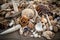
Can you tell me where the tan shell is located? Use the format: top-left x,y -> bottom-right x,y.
50,20 -> 57,26
49,16 -> 53,20
22,8 -> 35,19
41,15 -> 47,23
53,26 -> 58,32
28,22 -> 34,29
42,31 -> 55,39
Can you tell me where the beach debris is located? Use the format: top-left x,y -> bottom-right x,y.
0,0 -> 60,39
35,22 -> 43,32
11,0 -> 19,12
28,21 -> 34,29
42,31 -> 55,39
22,8 -> 35,19
19,15 -> 29,27
0,24 -> 21,35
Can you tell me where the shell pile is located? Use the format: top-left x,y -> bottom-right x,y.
0,0 -> 60,39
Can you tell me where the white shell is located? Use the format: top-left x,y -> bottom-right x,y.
33,33 -> 39,38
19,27 -> 24,35
0,24 -> 21,35
42,31 -> 55,39
22,8 -> 35,18
43,25 -> 47,30
49,26 -> 53,30
9,20 -> 15,26
1,3 -> 9,9
35,22 -> 43,32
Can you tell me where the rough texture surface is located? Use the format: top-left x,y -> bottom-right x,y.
0,30 -> 60,40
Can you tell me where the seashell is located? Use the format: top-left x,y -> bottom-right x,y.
24,31 -> 29,36
28,22 -> 34,29
19,15 -> 29,27
34,0 -> 42,2
11,0 -> 19,12
43,25 -> 47,31
46,14 -> 52,30
53,26 -> 58,32
56,24 -> 60,29
35,22 -> 43,32
9,20 -> 15,26
41,15 -> 47,23
22,8 -> 35,19
42,31 -> 55,39
49,16 -> 53,20
46,23 -> 50,30
50,20 -> 57,26
49,26 -> 53,31
1,3 -> 9,9
33,33 -> 39,38
19,27 -> 24,35
0,24 -> 21,35
5,12 -> 12,18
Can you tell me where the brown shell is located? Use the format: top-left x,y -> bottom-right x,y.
19,15 -> 29,27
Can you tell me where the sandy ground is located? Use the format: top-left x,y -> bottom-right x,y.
0,30 -> 60,40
